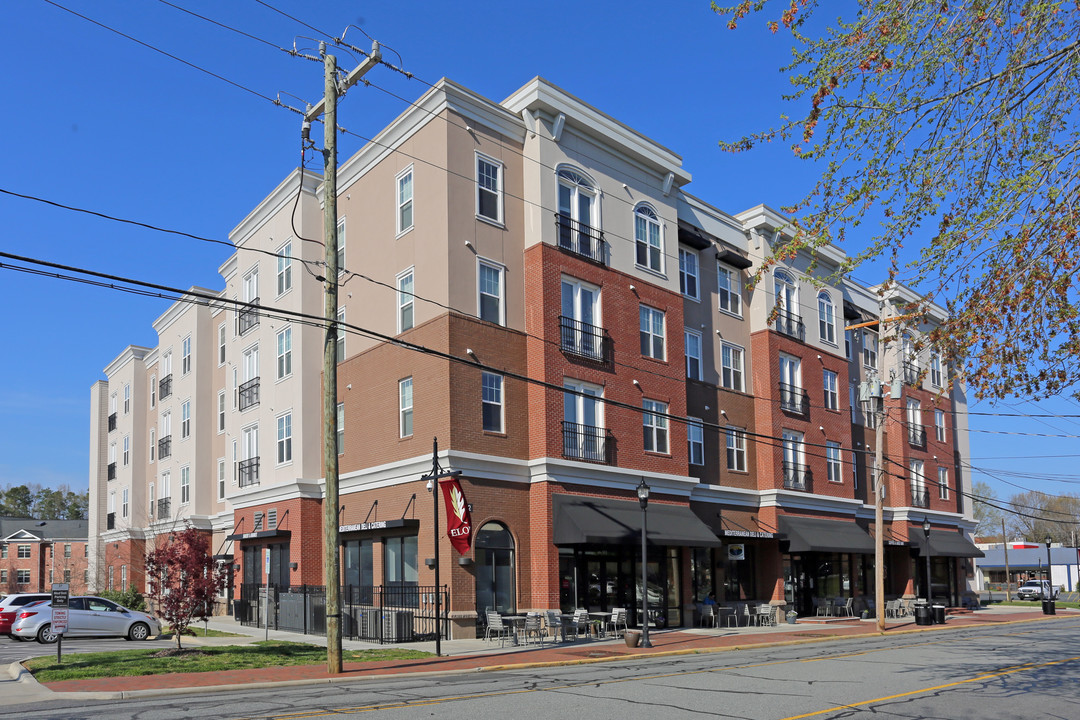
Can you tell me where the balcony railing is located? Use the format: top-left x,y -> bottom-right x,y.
159,374 -> 173,400
239,457 -> 261,487
555,213 -> 607,265
107,462 -> 117,481
559,316 -> 610,364
108,413 -> 117,432
106,512 -> 115,530
238,297 -> 261,335
779,383 -> 809,415
157,498 -> 171,520
158,434 -> 172,460
775,311 -> 805,341
239,377 -> 261,411
908,425 -> 926,448
782,462 -> 812,491
562,421 -> 614,464
911,490 -> 930,508
903,362 -> 921,385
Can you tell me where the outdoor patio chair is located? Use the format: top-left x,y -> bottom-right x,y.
743,603 -> 755,626
885,599 -> 900,618
523,614 -> 545,646
834,597 -> 854,617
485,611 -> 512,647
544,610 -> 565,642
571,609 -> 591,640
700,604 -> 717,628
606,608 -> 628,637
720,605 -> 738,627
813,597 -> 831,616
757,604 -> 775,626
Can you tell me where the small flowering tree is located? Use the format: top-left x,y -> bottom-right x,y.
145,527 -> 226,649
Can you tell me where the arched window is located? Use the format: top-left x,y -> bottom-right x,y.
634,204 -> 663,272
557,167 -> 600,259
475,522 -> 516,615
817,291 -> 835,344
774,270 -> 800,338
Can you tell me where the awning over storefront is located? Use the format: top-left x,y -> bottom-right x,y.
690,503 -> 777,539
779,516 -> 875,554
553,494 -> 722,547
910,531 -> 985,558
225,529 -> 292,541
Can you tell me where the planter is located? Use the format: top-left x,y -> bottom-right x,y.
624,630 -> 642,648
786,612 -> 798,625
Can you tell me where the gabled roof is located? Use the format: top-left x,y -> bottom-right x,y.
0,517 -> 88,541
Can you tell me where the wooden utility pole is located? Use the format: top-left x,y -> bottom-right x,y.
1002,519 -> 1011,601
308,40 -> 381,676
873,300 -> 887,632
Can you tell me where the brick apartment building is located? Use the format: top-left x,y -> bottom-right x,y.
88,77 -> 979,638
1,518 -> 89,595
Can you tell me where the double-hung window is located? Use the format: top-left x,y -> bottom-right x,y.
397,167 -> 413,234
726,427 -> 747,471
277,241 -> 292,295
687,418 -> 704,466
679,248 -> 699,299
399,378 -> 413,438
336,308 -> 346,363
823,369 -> 838,410
276,327 -> 292,379
397,268 -> 414,332
935,409 -> 946,442
181,400 -> 191,439
862,329 -> 878,369
336,219 -> 346,274
122,488 -> 129,517
336,402 -> 344,455
277,412 -> 292,464
642,399 -> 669,454
481,372 -> 503,433
218,323 -> 227,366
180,466 -> 190,504
938,466 -> 950,499
478,260 -> 505,325
123,435 -> 130,466
930,351 -> 943,387
634,205 -> 663,272
639,305 -> 665,359
818,292 -> 836,344
826,442 -> 842,483
721,342 -> 744,391
182,336 -> 192,375
217,390 -> 226,433
217,459 -> 226,500
717,263 -> 742,316
123,384 -> 130,414
476,154 -> 503,223
684,329 -> 702,381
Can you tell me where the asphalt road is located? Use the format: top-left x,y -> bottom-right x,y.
0,633 -> 170,665
7,617 -> 1079,720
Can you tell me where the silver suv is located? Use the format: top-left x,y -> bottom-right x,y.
1016,580 -> 1052,600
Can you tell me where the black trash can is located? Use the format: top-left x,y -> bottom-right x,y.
932,605 -> 946,624
1042,600 -> 1056,615
914,604 -> 933,626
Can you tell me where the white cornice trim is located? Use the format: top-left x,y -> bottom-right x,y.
103,345 -> 151,378
689,484 -> 765,509
877,283 -> 949,321
151,287 -> 219,334
757,489 -> 865,515
228,169 -> 321,249
101,528 -> 147,542
229,479 -> 325,509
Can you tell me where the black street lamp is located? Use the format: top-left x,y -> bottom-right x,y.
922,517 -> 932,604
1044,534 -> 1055,614
637,478 -> 652,648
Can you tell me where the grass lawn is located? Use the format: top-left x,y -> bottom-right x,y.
160,627 -> 246,639
990,600 -> 1080,610
25,641 -> 434,683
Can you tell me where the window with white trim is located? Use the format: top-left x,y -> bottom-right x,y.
150,374 -> 156,408
180,466 -> 190,504
277,412 -> 292,464
910,459 -> 926,500
397,166 -> 414,234
634,204 -> 663,272
687,418 -> 704,466
181,336 -> 192,375
862,329 -> 878,369
679,248 -> 699,299
336,402 -> 344,455
122,488 -> 129,517
717,263 -> 742,316
643,399 -> 669,454
684,329 -> 702,381
181,400 -> 191,439
218,390 -> 226,433
337,219 -> 346,274
726,427 -> 747,472
397,268 -> 414,332
938,466 -> 950,499
721,342 -> 745,392
826,442 -> 843,483
639,305 -> 665,359
336,307 -> 345,363
217,458 -> 226,500
276,327 -> 292,380
123,435 -> 130,466
930,351 -> 943,387
478,260 -> 504,325
277,241 -> 292,295
149,428 -> 156,463
482,372 -> 503,433
123,384 -> 130,414
110,393 -> 117,416
935,408 -> 946,442
844,329 -> 853,360
823,369 -> 838,410
818,291 -> 836,344
218,323 -> 227,366
399,378 -> 413,438
476,154 -> 503,223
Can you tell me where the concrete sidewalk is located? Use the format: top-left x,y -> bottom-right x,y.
4,605 -> 1071,705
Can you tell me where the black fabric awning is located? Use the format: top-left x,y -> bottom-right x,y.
225,529 -> 292,541
553,494 -> 721,547
911,532 -> 985,558
677,222 -> 713,251
779,516 -> 875,554
716,248 -> 754,270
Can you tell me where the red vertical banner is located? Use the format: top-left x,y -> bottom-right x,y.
440,477 -> 473,554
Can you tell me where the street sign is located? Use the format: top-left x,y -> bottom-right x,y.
52,607 -> 69,635
51,583 -> 69,608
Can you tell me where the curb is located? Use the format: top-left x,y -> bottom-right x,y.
14,613 -> 1071,703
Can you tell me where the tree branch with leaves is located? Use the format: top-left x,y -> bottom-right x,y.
144,527 -> 225,650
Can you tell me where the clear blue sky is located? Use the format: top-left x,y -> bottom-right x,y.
1,0 -> 1076,510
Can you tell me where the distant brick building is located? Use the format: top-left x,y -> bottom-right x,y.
0,517 -> 89,595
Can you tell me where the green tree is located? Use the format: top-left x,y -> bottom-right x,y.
1006,491 -> 1080,543
714,1 -> 1080,399
971,480 -> 1005,539
0,485 -> 33,517
145,528 -> 226,649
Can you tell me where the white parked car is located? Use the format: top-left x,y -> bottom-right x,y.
11,596 -> 162,643
1016,580 -> 1054,600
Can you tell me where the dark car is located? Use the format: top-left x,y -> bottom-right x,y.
0,593 -> 51,639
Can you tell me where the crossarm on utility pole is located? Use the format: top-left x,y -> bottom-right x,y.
304,42 -> 381,123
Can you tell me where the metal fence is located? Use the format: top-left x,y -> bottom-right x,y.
235,584 -> 449,644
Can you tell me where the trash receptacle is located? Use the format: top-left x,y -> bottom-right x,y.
914,604 -> 933,626
932,605 -> 946,624
624,630 -> 642,648
1042,599 -> 1056,615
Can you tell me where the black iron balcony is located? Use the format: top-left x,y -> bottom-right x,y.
555,213 -> 607,265
239,457 -> 261,487
159,374 -> 173,400
108,413 -> 117,432
908,425 -> 926,448
158,434 -> 172,460
779,383 -> 809,415
911,490 -> 930,508
562,421 -> 613,464
239,377 -> 261,411
238,297 -> 261,335
775,311 -> 805,340
559,316 -> 610,364
157,497 -> 171,520
106,512 -> 115,530
782,462 -> 812,491
107,462 -> 116,481
903,362 -> 921,385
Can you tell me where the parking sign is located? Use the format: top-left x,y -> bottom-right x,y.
51,583 -> 70,635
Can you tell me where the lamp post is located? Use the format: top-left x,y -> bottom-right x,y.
637,478 -> 652,648
922,517 -> 932,604
422,438 -> 460,657
1044,534 -> 1054,614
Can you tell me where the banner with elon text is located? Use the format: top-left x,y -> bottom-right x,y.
440,477 -> 473,554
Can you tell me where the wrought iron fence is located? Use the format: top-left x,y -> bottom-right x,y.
235,584 -> 449,644
562,421 -> 613,464
239,377 -> 261,411
159,374 -> 173,400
